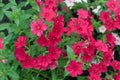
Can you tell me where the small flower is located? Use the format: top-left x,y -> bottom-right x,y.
64,0 -> 74,9
30,18 -> 48,37
88,74 -> 101,80
99,25 -> 106,33
66,60 -> 83,77
112,33 -> 120,45
40,7 -> 56,21
36,0 -> 43,7
92,5 -> 101,13
106,0 -> 119,11
14,36 -> 27,48
0,38 -> 4,49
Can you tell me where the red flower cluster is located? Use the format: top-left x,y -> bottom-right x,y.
100,0 -> 120,31
0,38 -> 4,49
14,15 -> 64,70
36,0 -> 61,21
14,0 -> 120,79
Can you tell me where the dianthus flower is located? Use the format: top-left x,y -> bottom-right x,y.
14,36 -> 26,48
30,18 -> 48,36
40,7 -> 56,21
66,60 -> 83,77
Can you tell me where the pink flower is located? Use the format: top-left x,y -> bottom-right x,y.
35,55 -> 52,70
40,7 -> 56,21
88,74 -> 101,80
103,50 -> 113,66
114,8 -> 120,16
106,33 -> 116,49
30,18 -> 48,36
106,0 -> 119,11
20,55 -> 35,69
51,24 -> 64,38
36,0 -> 43,7
45,0 -> 57,8
14,48 -> 27,61
77,9 -> 90,19
48,32 -> 61,46
48,46 -> 61,60
88,62 -> 107,76
111,60 -> 120,71
0,38 -> 4,49
81,45 -> 95,62
104,19 -> 116,31
95,40 -> 108,52
99,12 -> 111,23
114,72 -> 120,80
49,61 -> 58,70
14,36 -> 26,48
72,41 -> 85,56
36,34 -> 49,47
66,60 -> 83,77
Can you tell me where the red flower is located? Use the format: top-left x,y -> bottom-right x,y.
51,24 -> 64,38
104,19 -> 116,31
57,0 -> 63,3
114,72 -> 120,80
114,8 -> 120,16
48,32 -> 61,46
0,38 -> 4,49
35,55 -> 52,70
106,33 -> 116,49
111,60 -> 120,71
77,9 -> 90,19
99,12 -> 111,23
89,62 -> 107,76
14,48 -> 27,61
14,36 -> 26,48
36,34 -> 49,47
66,60 -> 83,77
103,50 -> 113,66
95,40 -> 108,52
45,0 -> 57,8
81,45 -> 95,62
40,7 -> 56,21
49,60 -> 58,70
52,15 -> 64,24
48,46 -> 61,60
20,55 -> 35,69
88,74 -> 101,80
36,0 -> 43,7
106,0 -> 119,11
30,18 -> 48,36
72,41 -> 86,56
114,18 -> 120,30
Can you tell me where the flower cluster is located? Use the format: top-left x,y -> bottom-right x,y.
14,14 -> 64,70
14,0 -> 120,79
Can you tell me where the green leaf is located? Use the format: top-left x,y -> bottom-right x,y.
51,70 -> 57,80
77,76 -> 88,80
20,14 -> 32,20
0,23 -> 11,31
0,11 -> 4,21
66,45 -> 76,60
64,70 -> 69,78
